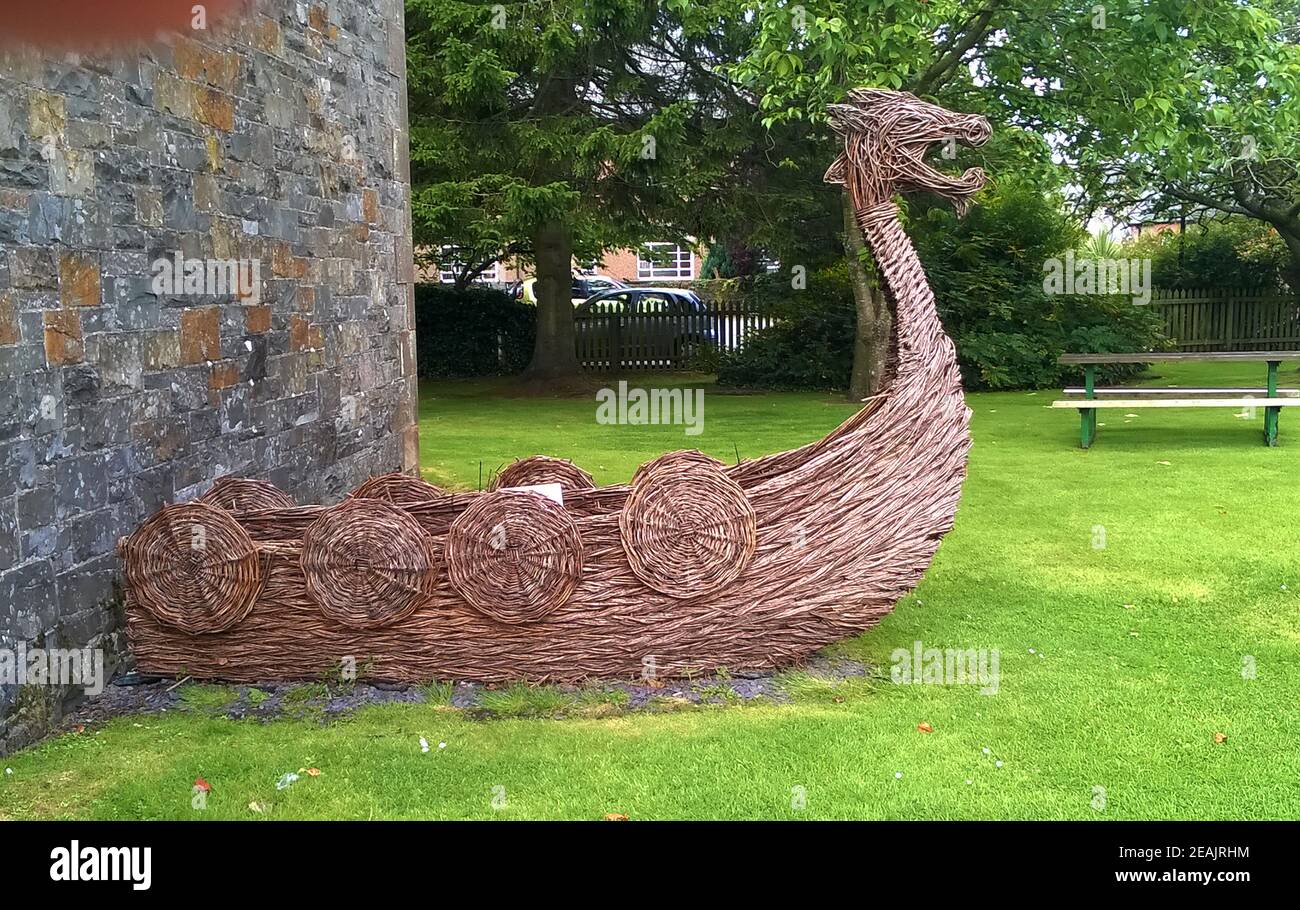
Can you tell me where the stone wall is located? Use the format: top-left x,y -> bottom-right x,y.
0,0 -> 418,753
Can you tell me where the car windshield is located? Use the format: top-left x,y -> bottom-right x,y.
581,292 -> 629,314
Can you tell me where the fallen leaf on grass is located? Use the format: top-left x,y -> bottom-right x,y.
917,722 -> 933,733
1156,460 -> 1172,466
1214,732 -> 1228,745
832,696 -> 844,704
248,801 -> 267,813
604,813 -> 629,821
305,768 -> 321,777
192,777 -> 211,793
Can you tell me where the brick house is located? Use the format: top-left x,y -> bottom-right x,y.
420,240 -> 702,287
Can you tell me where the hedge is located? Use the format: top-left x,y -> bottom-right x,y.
414,284 -> 535,377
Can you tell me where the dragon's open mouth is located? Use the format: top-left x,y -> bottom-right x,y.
825,89 -> 991,214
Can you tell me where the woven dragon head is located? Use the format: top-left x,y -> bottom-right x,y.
825,89 -> 990,216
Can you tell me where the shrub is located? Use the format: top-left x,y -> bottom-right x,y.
716,181 -> 1169,392
414,284 -> 535,377
1121,217 -> 1292,292
715,268 -> 856,391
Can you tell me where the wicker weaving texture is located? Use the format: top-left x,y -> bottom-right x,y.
199,476 -> 297,513
631,449 -> 724,484
122,90 -> 984,683
300,498 -> 440,629
121,503 -> 262,635
491,455 -> 597,493
351,472 -> 446,506
620,455 -> 756,598
445,490 -> 584,624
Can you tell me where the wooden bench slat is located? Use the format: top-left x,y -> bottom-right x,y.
1051,398 -> 1300,409
1059,352 -> 1300,364
1062,387 -> 1299,396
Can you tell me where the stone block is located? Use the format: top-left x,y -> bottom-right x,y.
141,329 -> 181,371
244,304 -> 271,334
136,187 -> 164,228
153,72 -> 193,119
58,253 -> 100,307
0,293 -> 19,345
52,148 -> 95,197
9,247 -> 57,289
193,86 -> 235,132
180,306 -> 220,364
88,333 -> 143,391
209,360 -> 239,390
27,89 -> 66,140
43,310 -> 83,365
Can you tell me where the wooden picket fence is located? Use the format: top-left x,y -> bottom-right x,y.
1149,288 -> 1300,352
575,297 -> 769,371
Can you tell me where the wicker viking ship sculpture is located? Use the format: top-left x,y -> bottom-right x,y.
120,90 -> 989,683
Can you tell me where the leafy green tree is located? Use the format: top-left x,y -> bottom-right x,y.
732,0 -> 1297,393
406,0 -> 773,379
1009,0 -> 1300,297
731,0 -> 1064,399
1123,217 -> 1292,290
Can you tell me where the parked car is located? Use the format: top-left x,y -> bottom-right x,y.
574,287 -> 716,364
513,274 -> 627,306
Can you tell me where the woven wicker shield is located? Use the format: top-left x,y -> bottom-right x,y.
300,498 -> 440,629
121,502 -> 262,634
491,455 -> 596,493
351,472 -> 446,506
620,455 -> 757,598
446,490 -> 584,624
199,475 -> 297,513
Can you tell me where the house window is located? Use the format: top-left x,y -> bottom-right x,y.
438,247 -> 499,284
637,243 -> 693,280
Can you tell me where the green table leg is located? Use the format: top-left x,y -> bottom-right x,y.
1079,364 -> 1097,449
1265,360 -> 1280,446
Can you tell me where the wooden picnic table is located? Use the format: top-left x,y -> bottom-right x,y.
1053,351 -> 1300,448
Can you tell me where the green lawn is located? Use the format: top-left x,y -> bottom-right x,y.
3,362 -> 1300,819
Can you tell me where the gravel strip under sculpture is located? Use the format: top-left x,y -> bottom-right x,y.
199,475 -> 297,513
351,472 -> 446,506
491,455 -> 597,493
301,498 -> 440,629
120,502 -> 263,635
446,489 -> 584,624
620,452 -> 757,598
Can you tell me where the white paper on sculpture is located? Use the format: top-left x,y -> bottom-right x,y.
501,483 -> 564,505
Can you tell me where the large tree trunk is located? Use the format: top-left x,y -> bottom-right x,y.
525,219 -> 579,379
843,192 -> 892,401
1276,223 -> 1300,301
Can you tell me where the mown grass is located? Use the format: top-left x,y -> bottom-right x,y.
2,361 -> 1299,819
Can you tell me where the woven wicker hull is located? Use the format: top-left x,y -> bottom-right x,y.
122,90 -> 981,684
123,320 -> 970,683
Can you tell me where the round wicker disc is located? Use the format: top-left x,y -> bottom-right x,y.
632,449 -> 726,485
351,472 -> 446,506
301,498 -> 440,629
123,502 -> 262,634
491,455 -> 596,494
199,475 -> 296,513
620,459 -> 757,598
446,490 -> 584,625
